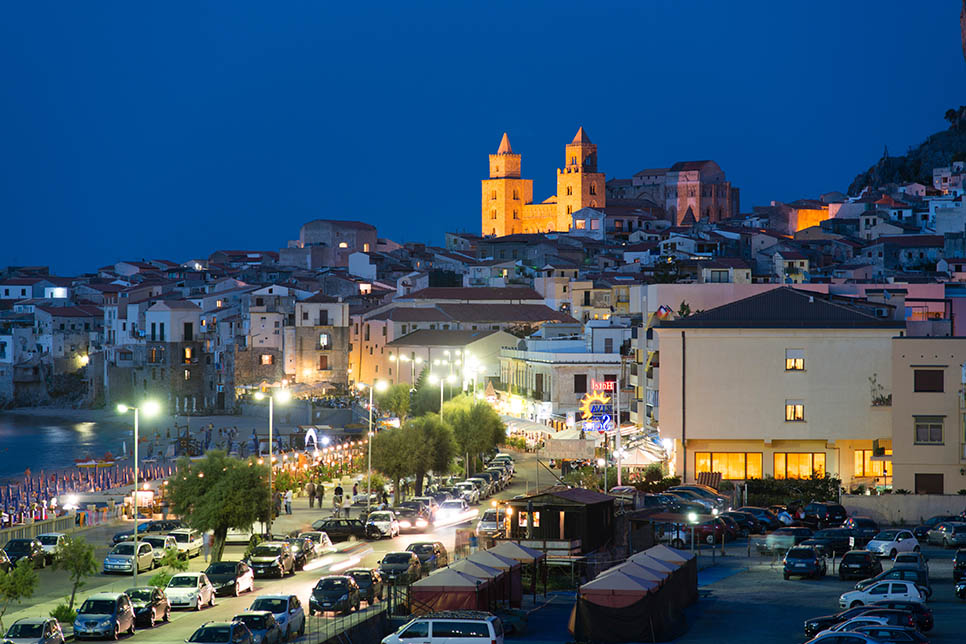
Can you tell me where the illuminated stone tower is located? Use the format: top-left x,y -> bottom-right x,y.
556,127 -> 606,230
481,133 -> 533,237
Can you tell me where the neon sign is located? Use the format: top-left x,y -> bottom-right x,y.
591,379 -> 615,392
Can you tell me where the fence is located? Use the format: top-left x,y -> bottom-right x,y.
0,513 -> 77,543
303,602 -> 388,644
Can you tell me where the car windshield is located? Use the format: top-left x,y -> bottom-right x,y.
143,538 -> 167,547
384,553 -> 412,564
126,589 -> 154,601
207,563 -> 237,574
440,501 -> 463,510
875,530 -> 900,540
316,578 -> 347,590
6,623 -> 44,637
172,533 -> 190,542
349,572 -> 371,582
369,513 -> 392,521
252,546 -> 281,557
842,553 -> 868,563
112,544 -> 136,555
408,544 -> 434,554
189,626 -> 232,642
37,536 -> 59,546
787,549 -> 813,559
5,541 -> 30,552
235,615 -> 266,630
79,600 -> 115,615
481,510 -> 498,522
168,575 -> 198,588
299,534 -> 319,542
250,598 -> 287,613
895,554 -> 917,562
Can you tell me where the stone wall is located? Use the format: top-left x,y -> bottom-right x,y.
841,493 -> 966,526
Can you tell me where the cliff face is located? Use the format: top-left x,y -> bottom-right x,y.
847,107 -> 966,195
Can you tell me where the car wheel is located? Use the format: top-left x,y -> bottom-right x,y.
195,597 -> 202,611
128,621 -> 135,636
209,593 -> 215,607
890,549 -> 898,559
705,534 -> 715,545
163,607 -> 170,622
233,582 -> 239,597
671,538 -> 684,549
914,545 -> 920,552
112,625 -> 119,641
850,600 -> 863,608
148,611 -> 155,629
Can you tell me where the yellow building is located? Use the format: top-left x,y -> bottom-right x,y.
482,128 -> 605,236
655,287 -> 904,485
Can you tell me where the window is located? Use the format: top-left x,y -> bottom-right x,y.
913,369 -> 944,392
319,333 -> 330,348
512,189 -> 519,200
854,449 -> 893,477
574,374 -> 587,395
589,184 -> 596,195
491,210 -> 497,220
302,311 -> 308,321
183,347 -> 192,363
512,210 -> 519,219
261,354 -> 273,365
914,416 -> 943,444
785,349 -> 805,371
566,205 -> 573,215
318,355 -> 328,370
490,190 -> 497,200
432,622 -> 489,638
694,452 -> 763,480
575,219 -> 586,230
398,622 -> 429,639
709,269 -> 729,282
784,400 -> 805,421
183,369 -> 191,381
773,453 -> 825,479
363,243 -> 370,252
338,242 -> 348,248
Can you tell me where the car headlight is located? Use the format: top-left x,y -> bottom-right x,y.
399,521 -> 411,528
416,519 -> 428,527
100,618 -> 113,627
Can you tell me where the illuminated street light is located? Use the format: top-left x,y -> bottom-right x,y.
357,380 -> 389,512
117,399 -> 161,583
254,388 -> 290,529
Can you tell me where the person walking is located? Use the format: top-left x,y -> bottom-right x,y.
202,532 -> 212,563
284,489 -> 293,515
273,491 -> 282,519
306,480 -> 316,509
352,482 -> 358,501
317,484 -> 325,508
333,493 -> 342,518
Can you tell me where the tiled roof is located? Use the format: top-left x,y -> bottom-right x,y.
35,305 -> 102,318
400,287 -> 543,301
302,292 -> 340,304
660,287 -> 905,329
437,303 -> 577,324
386,329 -> 499,347
868,235 -> 944,248
668,160 -> 714,172
302,219 -> 376,231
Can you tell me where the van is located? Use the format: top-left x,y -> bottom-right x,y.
381,611 -> 504,644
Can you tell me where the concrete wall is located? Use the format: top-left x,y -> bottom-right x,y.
841,493 -> 966,526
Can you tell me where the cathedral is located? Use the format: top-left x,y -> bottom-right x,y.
481,128 -> 606,237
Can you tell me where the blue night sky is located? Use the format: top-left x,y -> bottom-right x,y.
1,1 -> 963,275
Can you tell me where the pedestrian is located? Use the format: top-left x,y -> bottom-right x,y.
317,484 -> 325,507
333,493 -> 342,518
284,489 -> 293,515
202,532 -> 212,563
381,490 -> 389,507
352,482 -> 358,500
274,491 -> 282,519
306,480 -> 316,509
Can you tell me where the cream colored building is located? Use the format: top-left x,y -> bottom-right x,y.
656,288 -> 903,484
891,337 -> 966,494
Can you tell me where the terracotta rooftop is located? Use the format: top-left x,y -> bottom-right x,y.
386,329 -> 500,347
399,287 -> 543,302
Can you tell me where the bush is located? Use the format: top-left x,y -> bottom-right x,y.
503,436 -> 527,451
148,570 -> 172,588
894,489 -> 911,495
49,601 -> 75,624
745,474 -> 842,508
243,534 -> 264,561
957,489 -> 966,495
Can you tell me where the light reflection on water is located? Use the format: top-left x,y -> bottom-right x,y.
0,414 -> 131,479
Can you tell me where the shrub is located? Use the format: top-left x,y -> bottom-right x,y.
49,601 -> 75,624
957,489 -> 966,495
503,436 -> 527,451
148,570 -> 172,588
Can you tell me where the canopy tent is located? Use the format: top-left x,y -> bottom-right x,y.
580,570 -> 659,608
550,428 -> 604,443
501,416 -> 556,448
488,540 -> 545,564
467,550 -> 523,607
645,544 -> 693,565
598,560 -> 669,583
447,559 -> 506,602
628,552 -> 679,573
645,544 -> 698,605
410,568 -> 492,613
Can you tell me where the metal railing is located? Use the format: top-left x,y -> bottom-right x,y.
0,513 -> 77,543
302,602 -> 388,644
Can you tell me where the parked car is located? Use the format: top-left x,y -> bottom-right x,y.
930,522 -> 966,548
454,482 -> 480,505
139,536 -> 178,565
282,536 -> 314,570
168,529 -> 204,558
475,509 -> 507,537
736,506 -> 782,531
802,502 -> 847,529
664,490 -> 717,512
345,568 -> 384,605
248,595 -> 305,641
892,552 -> 929,575
867,601 -> 933,632
840,580 -> 925,608
465,478 -> 491,499
165,572 -> 216,610
925,521 -> 965,546
436,499 -> 473,525
715,515 -> 741,540
815,614 -> 906,637
380,611 -> 505,644
366,511 -> 400,539
297,531 -> 335,557
856,568 -> 931,600
842,517 -> 880,545
3,618 -> 64,644
248,542 -> 295,578
406,542 -> 449,572
204,561 -> 254,596
668,485 -> 729,508
804,605 -> 893,638
0,549 -> 10,573
124,586 -> 170,627
913,514 -> 960,539
838,550 -> 883,581
111,519 -> 183,545
721,511 -> 763,536
232,612 -> 283,644
783,546 -> 827,579
379,551 -> 422,584
3,539 -> 46,569
186,622 -> 252,644
853,626 -> 930,643
310,518 -> 368,541
956,577 -> 966,599
801,528 -> 853,556
866,530 -> 920,559
954,548 -> 966,582
35,533 -> 67,565
309,576 -> 361,615
103,541 -> 154,574
804,632 -> 887,644
73,593 -> 136,640
760,527 -> 813,553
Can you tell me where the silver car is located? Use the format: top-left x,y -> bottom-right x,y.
3,618 -> 64,644
35,533 -> 67,565
103,541 -> 155,574
73,593 -> 136,640
139,535 -> 178,564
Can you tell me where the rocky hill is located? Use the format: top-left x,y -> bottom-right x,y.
847,106 -> 966,196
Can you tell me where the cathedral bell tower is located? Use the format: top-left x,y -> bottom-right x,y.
481,133 -> 533,236
556,127 -> 606,230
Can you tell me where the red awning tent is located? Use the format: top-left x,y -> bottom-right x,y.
447,559 -> 505,603
488,541 -> 547,597
410,569 -> 492,613
466,550 -> 524,607
572,545 -> 698,642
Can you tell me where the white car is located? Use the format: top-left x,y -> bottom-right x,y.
436,499 -> 475,526
365,511 -> 400,539
140,535 -> 179,564
865,529 -> 919,558
168,529 -> 204,558
35,533 -> 67,564
165,572 -> 215,610
839,580 -> 924,608
815,615 -> 895,637
249,595 -> 305,641
298,531 -> 335,557
454,483 -> 479,505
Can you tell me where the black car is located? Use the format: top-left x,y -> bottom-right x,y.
187,622 -> 253,644
112,519 -> 184,545
856,568 -> 931,599
309,576 -> 360,615
783,546 -> 826,579
854,626 -> 930,643
247,542 -> 295,578
868,601 -> 933,632
803,606 -> 917,638
0,549 -> 10,573
283,537 -> 313,570
204,561 -> 253,597
801,528 -> 853,556
310,518 -> 368,541
405,542 -> 449,572
736,506 -> 782,531
3,539 -> 46,568
124,586 -> 170,627
913,514 -> 960,539
838,550 -> 883,581
801,502 -> 847,529
345,568 -> 383,604
722,511 -> 763,535
378,551 -> 422,584
843,517 -> 880,545
954,548 -> 966,582
394,507 -> 430,533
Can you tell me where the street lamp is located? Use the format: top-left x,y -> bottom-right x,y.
688,511 -> 698,553
428,373 -> 457,422
254,388 -> 290,530
357,380 -> 388,513
117,400 -> 161,583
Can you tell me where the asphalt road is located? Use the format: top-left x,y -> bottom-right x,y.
5,451 -> 541,643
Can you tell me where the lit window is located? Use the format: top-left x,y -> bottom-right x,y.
914,416 -> 943,444
785,349 -> 805,371
784,401 -> 805,422
319,333 -> 329,348
215,300 -> 223,308
183,347 -> 192,363
261,354 -> 273,365
575,220 -> 586,230
773,453 -> 825,479
694,452 -> 762,480
363,243 -> 370,252
339,242 -> 348,248
854,449 -> 893,477
183,369 -> 191,381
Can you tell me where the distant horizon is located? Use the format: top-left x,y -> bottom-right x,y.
2,2 -> 963,274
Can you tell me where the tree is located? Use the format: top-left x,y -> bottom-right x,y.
0,560 -> 39,631
167,450 -> 270,562
405,414 -> 456,496
371,427 -> 412,504
444,395 -> 506,476
376,383 -> 411,420
52,536 -> 97,613
148,547 -> 188,588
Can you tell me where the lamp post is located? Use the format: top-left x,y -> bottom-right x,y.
357,380 -> 388,514
688,511 -> 698,553
254,388 -> 290,531
117,400 -> 161,584
428,373 -> 457,422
